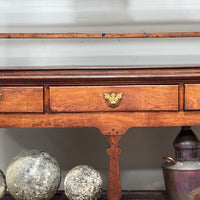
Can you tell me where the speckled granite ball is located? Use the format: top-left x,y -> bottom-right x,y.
64,165 -> 103,200
0,170 -> 6,199
6,150 -> 61,200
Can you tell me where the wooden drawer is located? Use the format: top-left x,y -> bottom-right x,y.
0,87 -> 43,112
50,85 -> 179,112
185,84 -> 200,110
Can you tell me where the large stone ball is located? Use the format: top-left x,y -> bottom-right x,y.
0,170 -> 6,199
6,150 -> 61,200
64,165 -> 103,200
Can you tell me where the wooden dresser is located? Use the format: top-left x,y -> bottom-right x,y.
1,32 -> 200,200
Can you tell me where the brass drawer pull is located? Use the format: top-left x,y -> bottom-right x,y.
0,94 -> 2,101
104,92 -> 123,106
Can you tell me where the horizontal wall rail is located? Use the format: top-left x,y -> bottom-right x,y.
1,32 -> 200,39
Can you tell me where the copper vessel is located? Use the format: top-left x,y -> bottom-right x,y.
162,126 -> 200,200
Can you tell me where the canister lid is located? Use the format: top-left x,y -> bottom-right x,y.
173,126 -> 200,160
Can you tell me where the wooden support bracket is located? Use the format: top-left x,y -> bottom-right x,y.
106,135 -> 122,200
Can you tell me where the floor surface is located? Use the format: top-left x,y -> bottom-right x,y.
2,191 -> 167,200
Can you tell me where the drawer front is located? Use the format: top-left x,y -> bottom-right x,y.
50,85 -> 179,112
0,87 -> 43,112
185,84 -> 200,110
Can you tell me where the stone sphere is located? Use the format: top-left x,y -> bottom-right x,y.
0,170 -> 6,199
64,165 -> 103,200
6,150 -> 61,200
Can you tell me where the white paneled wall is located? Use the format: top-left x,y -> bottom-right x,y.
1,0 -> 200,191
1,0 -> 200,32
1,38 -> 200,66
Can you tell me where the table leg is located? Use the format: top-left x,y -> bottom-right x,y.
106,135 -> 122,200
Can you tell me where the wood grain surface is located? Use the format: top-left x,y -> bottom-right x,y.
49,85 -> 179,112
185,84 -> 200,110
107,136 -> 122,200
1,32 -> 200,39
0,112 -> 200,135
1,67 -> 200,85
0,87 -> 43,112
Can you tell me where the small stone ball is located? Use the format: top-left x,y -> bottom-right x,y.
6,150 -> 61,200
64,165 -> 103,200
0,170 -> 6,199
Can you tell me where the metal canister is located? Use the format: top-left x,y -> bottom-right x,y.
162,126 -> 200,200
